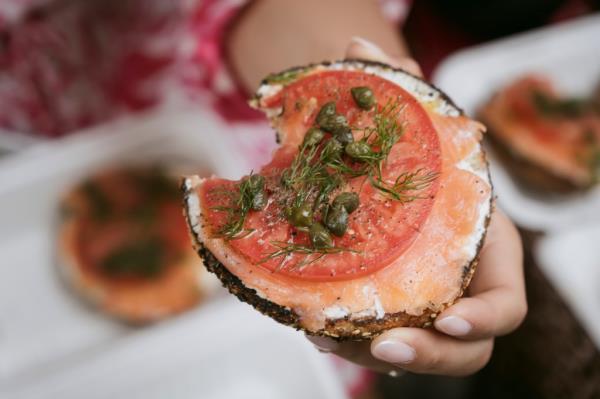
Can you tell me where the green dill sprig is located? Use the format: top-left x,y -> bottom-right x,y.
337,99 -> 437,202
357,100 -> 439,202
281,143 -> 332,190
281,139 -> 345,215
369,168 -> 439,202
361,99 -> 405,175
532,91 -> 592,118
281,100 -> 407,200
212,173 -> 265,239
212,93 -> 438,267
260,241 -> 360,270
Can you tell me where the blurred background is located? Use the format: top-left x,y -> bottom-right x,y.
0,0 -> 599,398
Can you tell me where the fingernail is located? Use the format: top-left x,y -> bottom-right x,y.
435,316 -> 472,336
349,36 -> 387,58
372,339 -> 416,364
306,335 -> 338,353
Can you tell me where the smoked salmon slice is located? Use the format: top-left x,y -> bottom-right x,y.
183,60 -> 493,339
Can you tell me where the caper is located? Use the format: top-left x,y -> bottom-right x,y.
332,192 -> 359,214
320,113 -> 350,135
334,125 -> 354,145
316,102 -> 337,126
351,86 -> 376,110
303,127 -> 325,147
251,190 -> 267,211
290,202 -> 313,228
309,222 -> 333,248
345,141 -> 371,160
321,138 -> 343,160
325,204 -> 348,237
247,174 -> 264,193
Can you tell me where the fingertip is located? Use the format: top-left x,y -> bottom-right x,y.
435,297 -> 494,339
434,315 -> 473,337
371,328 -> 418,365
346,36 -> 389,61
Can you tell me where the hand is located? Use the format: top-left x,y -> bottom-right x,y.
307,38 -> 527,377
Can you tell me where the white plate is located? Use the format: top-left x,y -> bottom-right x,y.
2,299 -> 347,399
0,110 -> 346,399
433,13 -> 600,232
0,129 -> 41,157
433,14 -> 600,349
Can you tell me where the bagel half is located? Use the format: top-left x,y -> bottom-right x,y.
183,60 -> 492,340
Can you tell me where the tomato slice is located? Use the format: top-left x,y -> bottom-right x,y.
201,70 -> 442,281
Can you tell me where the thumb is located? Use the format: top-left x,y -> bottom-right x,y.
346,36 -> 423,77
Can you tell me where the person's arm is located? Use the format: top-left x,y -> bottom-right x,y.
226,0 -> 408,92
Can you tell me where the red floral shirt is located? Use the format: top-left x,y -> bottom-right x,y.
0,0 -> 408,137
